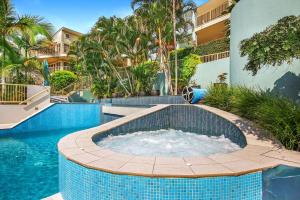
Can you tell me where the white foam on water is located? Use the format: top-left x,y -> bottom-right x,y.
96,129 -> 241,157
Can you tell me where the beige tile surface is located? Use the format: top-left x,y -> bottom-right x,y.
71,153 -> 100,164
183,156 -> 216,165
264,150 -> 300,163
155,157 -> 185,165
153,165 -> 194,176
191,164 -> 233,175
119,162 -> 154,174
208,154 -> 240,163
130,156 -> 156,164
89,158 -> 126,171
89,149 -> 115,158
103,152 -> 134,162
222,160 -> 263,172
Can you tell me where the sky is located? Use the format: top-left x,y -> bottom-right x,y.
13,0 -> 208,34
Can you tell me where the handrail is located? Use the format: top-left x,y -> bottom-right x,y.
200,51 -> 230,63
0,84 -> 27,104
0,83 -> 28,87
51,76 -> 92,96
19,88 -> 49,105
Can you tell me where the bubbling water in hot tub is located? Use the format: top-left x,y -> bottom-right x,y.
96,129 -> 241,157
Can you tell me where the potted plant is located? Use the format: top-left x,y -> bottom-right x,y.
214,73 -> 228,87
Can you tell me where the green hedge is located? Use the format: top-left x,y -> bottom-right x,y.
50,70 -> 78,91
204,85 -> 300,150
194,38 -> 229,55
170,38 -> 229,61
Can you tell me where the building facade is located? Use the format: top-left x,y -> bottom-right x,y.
195,0 -> 230,45
191,0 -> 300,103
32,27 -> 82,73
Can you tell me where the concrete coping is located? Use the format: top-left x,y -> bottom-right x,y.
58,104 -> 300,178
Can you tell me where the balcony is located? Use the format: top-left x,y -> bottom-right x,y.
200,51 -> 230,63
49,66 -> 71,73
196,1 -> 230,31
31,48 -> 61,59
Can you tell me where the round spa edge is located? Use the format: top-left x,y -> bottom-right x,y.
58,104 -> 295,178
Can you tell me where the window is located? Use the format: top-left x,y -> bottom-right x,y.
65,33 -> 70,39
64,44 -> 70,53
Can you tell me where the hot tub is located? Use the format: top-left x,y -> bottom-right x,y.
58,105 -> 298,200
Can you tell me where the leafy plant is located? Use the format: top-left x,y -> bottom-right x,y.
204,85 -> 236,112
131,61 -> 159,94
204,85 -> 300,150
179,54 -> 201,88
170,38 -> 229,61
240,15 -> 300,75
194,38 -> 229,55
50,70 -> 78,91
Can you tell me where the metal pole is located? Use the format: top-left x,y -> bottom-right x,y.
173,0 -> 178,95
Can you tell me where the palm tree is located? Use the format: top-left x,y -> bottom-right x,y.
132,0 -> 196,94
2,57 -> 44,84
0,0 -> 53,83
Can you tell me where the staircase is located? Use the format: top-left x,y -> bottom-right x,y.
50,77 -> 92,103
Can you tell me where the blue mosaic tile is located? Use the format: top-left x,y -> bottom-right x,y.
93,105 -> 247,148
0,103 -> 101,135
60,155 -> 262,200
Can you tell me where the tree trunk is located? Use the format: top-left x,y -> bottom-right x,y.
1,35 -> 6,84
158,27 -> 168,95
173,0 -> 178,95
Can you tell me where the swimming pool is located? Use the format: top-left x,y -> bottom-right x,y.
0,128 -> 82,200
0,103 -> 115,200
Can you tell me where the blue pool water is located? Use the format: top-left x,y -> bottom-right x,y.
0,128 -> 83,200
263,165 -> 300,200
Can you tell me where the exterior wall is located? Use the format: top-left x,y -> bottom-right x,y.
191,57 -> 230,89
60,155 -> 262,200
0,103 -> 101,134
230,0 -> 300,102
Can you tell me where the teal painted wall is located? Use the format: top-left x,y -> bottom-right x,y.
154,72 -> 168,96
191,58 -> 230,89
230,0 -> 300,102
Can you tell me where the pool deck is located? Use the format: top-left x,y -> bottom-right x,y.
102,105 -> 146,116
0,103 -> 54,130
58,104 -> 300,178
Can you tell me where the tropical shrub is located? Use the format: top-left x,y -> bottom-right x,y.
203,85 -> 236,112
240,15 -> 300,75
170,48 -> 193,61
50,70 -> 78,91
194,38 -> 229,55
177,54 -> 201,89
170,38 -> 229,62
131,61 -> 159,94
204,86 -> 300,150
